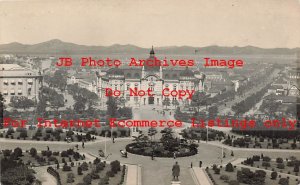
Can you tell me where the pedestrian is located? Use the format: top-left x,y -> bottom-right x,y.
199,161 -> 202,167
47,146 -> 49,151
191,162 -> 193,168
173,152 -> 176,159
82,142 -> 85,148
151,152 -> 154,160
261,153 -> 264,159
112,137 -> 115,143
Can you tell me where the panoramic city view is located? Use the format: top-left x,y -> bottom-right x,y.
0,1 -> 300,185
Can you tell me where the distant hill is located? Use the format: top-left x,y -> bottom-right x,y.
0,39 -> 299,55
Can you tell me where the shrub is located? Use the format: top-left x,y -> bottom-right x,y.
277,163 -> 285,169
252,155 -> 260,161
13,147 -> 23,158
110,160 -> 121,174
62,164 -> 71,171
67,173 -> 75,183
83,174 -> 92,184
294,165 -> 300,172
225,163 -> 234,172
262,162 -> 271,167
278,178 -> 289,185
81,162 -> 89,171
276,158 -> 284,163
214,168 -> 220,174
77,166 -> 83,175
271,171 -> 278,179
263,156 -> 271,162
106,170 -> 115,177
29,148 -> 37,157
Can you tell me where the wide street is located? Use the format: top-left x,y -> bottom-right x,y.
1,105 -> 299,185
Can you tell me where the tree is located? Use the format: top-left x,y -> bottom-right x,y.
49,93 -> 64,111
67,172 -> 75,183
294,164 -> 299,172
1,165 -> 35,185
278,178 -> 289,185
73,96 -> 87,114
148,127 -> 158,141
191,91 -> 207,112
10,96 -> 35,110
30,148 -> 37,157
13,147 -> 23,158
225,163 -> 234,172
106,96 -> 118,116
208,106 -> 218,119
53,70 -> 68,91
77,166 -> 83,175
271,171 -> 278,180
172,99 -> 179,108
162,98 -> 171,109
83,174 -> 92,184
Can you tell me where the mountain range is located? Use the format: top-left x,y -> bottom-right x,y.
0,39 -> 299,55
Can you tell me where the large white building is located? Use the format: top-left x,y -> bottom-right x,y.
0,64 -> 42,103
96,48 -> 206,106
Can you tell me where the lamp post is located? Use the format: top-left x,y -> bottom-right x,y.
206,124 -> 208,143
104,132 -> 107,156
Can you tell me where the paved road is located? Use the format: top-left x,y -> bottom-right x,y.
218,69 -> 280,115
2,102 -> 300,185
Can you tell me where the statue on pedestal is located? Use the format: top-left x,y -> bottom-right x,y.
172,161 -> 180,181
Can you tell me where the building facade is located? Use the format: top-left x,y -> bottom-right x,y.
0,64 -> 42,103
96,48 -> 206,106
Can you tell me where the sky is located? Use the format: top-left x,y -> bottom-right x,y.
0,0 -> 300,48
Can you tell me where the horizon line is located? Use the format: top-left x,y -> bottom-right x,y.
1,39 -> 299,50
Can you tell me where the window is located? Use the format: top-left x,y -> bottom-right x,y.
134,97 -> 138,102
17,89 -> 22,95
11,80 -> 16,85
18,79 -> 23,85
134,73 -> 140,78
10,90 -> 15,95
3,80 -> 8,85
27,79 -> 33,84
3,90 -> 8,95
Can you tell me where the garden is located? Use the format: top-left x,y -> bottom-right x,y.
126,128 -> 198,158
223,134 -> 300,150
206,161 -> 300,185
53,158 -> 125,185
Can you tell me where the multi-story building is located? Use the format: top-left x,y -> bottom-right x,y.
0,64 -> 42,103
96,48 -> 206,106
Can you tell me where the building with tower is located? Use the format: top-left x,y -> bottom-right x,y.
96,47 -> 206,106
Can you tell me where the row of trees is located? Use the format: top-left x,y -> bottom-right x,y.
67,84 -> 98,114
37,86 -> 65,116
232,84 -> 270,115
44,70 -> 68,91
